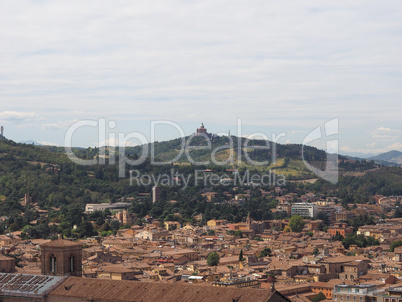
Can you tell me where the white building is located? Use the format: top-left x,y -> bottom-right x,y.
333,284 -> 377,302
85,202 -> 131,213
291,203 -> 317,218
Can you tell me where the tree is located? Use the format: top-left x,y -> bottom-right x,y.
332,233 -> 344,242
208,230 -> 216,236
312,292 -> 326,302
239,249 -> 244,262
317,211 -> 330,226
207,252 -> 220,266
289,215 -> 305,233
312,248 -> 319,256
234,230 -> 243,238
259,247 -> 271,258
342,234 -> 379,249
390,240 -> 402,252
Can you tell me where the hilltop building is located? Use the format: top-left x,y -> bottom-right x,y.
0,126 -> 3,138
196,123 -> 208,136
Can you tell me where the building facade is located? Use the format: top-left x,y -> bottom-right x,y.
291,203 -> 318,218
40,239 -> 82,277
152,186 -> 161,203
333,284 -> 377,302
85,202 -> 131,213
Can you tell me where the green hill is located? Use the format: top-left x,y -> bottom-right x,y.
0,136 -> 399,239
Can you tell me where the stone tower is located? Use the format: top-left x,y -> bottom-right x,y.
40,239 -> 82,277
246,213 -> 252,229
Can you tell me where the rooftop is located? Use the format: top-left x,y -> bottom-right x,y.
0,273 -> 64,298
49,277 -> 280,302
335,284 -> 376,289
40,239 -> 82,248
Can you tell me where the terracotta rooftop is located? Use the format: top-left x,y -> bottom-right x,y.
49,277 -> 285,302
40,239 -> 82,248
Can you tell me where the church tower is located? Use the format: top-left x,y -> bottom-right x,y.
40,239 -> 82,277
246,213 -> 252,230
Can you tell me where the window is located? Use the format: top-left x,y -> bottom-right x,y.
347,296 -> 350,301
50,255 -> 56,273
69,255 -> 75,272
355,289 -> 359,293
348,288 -> 351,293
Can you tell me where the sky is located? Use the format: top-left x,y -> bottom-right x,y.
0,0 -> 401,157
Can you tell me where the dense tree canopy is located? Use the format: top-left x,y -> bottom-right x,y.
289,215 -> 305,232
207,252 -> 220,266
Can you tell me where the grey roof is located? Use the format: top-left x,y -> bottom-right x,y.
335,284 -> 376,288
0,273 -> 65,298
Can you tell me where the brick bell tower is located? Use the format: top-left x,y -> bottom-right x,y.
40,239 -> 82,277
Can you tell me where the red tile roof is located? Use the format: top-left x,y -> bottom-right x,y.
49,277 -> 287,302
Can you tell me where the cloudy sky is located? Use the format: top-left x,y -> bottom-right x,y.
0,0 -> 401,156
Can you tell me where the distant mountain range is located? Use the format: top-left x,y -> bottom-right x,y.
369,150 -> 402,165
341,151 -> 376,158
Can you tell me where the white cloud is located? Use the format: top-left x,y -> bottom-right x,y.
42,120 -> 79,130
38,141 -> 59,146
0,111 -> 39,122
0,1 -> 401,145
372,127 -> 402,141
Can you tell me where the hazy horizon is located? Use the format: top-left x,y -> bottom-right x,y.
1,1 -> 401,155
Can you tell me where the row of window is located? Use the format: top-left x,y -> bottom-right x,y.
49,255 -> 75,273
334,294 -> 363,302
